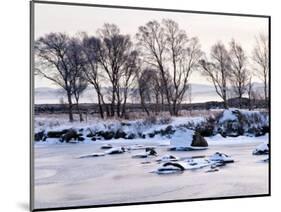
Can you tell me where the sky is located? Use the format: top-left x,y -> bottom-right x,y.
34,2 -> 269,88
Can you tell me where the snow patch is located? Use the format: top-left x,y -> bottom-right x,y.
219,109 -> 237,123
170,128 -> 194,148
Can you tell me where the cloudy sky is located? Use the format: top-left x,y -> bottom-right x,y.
34,2 -> 269,88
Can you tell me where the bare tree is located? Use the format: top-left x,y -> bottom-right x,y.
120,50 -> 139,117
135,68 -> 151,116
96,23 -> 135,117
252,34 -> 269,101
163,20 -> 202,115
229,39 -> 249,108
186,83 -> 192,115
136,20 -> 172,113
199,42 -> 232,109
81,34 -> 106,119
247,76 -> 253,110
137,19 -> 202,116
67,38 -> 88,122
136,68 -> 162,116
35,33 -> 75,122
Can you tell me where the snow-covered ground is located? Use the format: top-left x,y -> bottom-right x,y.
35,114 -> 206,135
33,134 -> 269,209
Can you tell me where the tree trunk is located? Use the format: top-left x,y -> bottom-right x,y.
239,93 -> 242,109
223,93 -> 228,109
223,99 -> 228,109
67,91 -> 74,122
264,77 -> 267,102
155,93 -> 159,115
248,97 -> 252,111
172,101 -> 178,116
160,92 -> 164,112
77,104 -> 83,122
140,95 -> 150,116
110,93 -> 115,117
104,104 -> 110,117
117,101 -> 121,118
121,95 -> 128,118
97,94 -> 104,119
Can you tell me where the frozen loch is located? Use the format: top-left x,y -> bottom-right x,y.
34,134 -> 269,209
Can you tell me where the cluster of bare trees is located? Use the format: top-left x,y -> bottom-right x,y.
35,19 -> 269,122
199,35 -> 269,109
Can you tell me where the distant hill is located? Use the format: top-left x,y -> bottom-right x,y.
34,83 -> 264,104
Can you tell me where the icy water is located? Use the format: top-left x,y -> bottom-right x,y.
33,139 -> 269,209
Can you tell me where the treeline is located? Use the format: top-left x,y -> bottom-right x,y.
35,19 -> 269,122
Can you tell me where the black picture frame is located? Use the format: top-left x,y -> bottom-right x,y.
30,1 -> 271,211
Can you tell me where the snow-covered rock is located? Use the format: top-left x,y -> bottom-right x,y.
156,162 -> 186,174
209,152 -> 234,163
170,128 -> 193,147
132,148 -> 157,158
184,158 -> 211,170
79,152 -> 105,158
153,152 -> 235,174
252,141 -> 269,155
219,109 -> 238,123
105,147 -> 126,154
156,154 -> 179,162
216,109 -> 269,137
101,144 -> 113,149
169,128 -> 208,151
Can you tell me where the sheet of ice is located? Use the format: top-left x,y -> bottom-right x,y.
34,136 -> 269,209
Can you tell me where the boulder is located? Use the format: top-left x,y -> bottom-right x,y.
102,131 -> 115,140
101,144 -> 113,149
253,142 -> 269,155
127,133 -> 136,139
169,128 -> 208,151
77,137 -> 85,141
160,125 -> 175,136
148,133 -> 155,138
47,130 -> 67,138
195,123 -> 214,137
96,131 -> 115,140
145,147 -> 157,156
114,130 -> 127,139
191,132 -> 208,147
60,129 -> 79,142
86,133 -> 95,138
34,130 -> 45,141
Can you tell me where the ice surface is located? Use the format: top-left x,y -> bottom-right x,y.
34,135 -> 269,209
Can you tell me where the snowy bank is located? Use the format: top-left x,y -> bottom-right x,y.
34,109 -> 269,144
